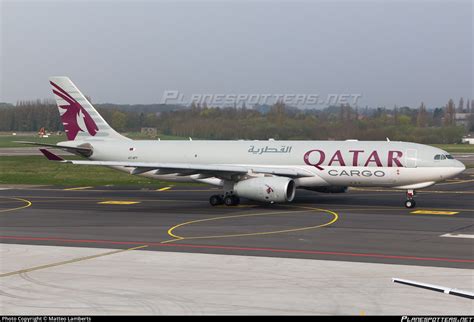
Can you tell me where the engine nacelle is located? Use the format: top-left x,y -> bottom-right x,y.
305,186 -> 348,193
233,177 -> 296,203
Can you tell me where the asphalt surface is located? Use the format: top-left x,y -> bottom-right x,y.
455,153 -> 474,166
0,172 -> 473,269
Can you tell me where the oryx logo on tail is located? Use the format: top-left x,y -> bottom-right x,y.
50,81 -> 99,140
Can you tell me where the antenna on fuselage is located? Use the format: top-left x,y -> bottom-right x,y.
386,137 -> 391,142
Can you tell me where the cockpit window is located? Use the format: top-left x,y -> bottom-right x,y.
445,154 -> 454,159
440,155 -> 446,160
434,154 -> 441,160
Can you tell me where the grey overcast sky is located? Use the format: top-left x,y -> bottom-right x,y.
1,0 -> 472,108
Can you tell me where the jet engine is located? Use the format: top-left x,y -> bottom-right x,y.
233,176 -> 296,203
305,186 -> 348,193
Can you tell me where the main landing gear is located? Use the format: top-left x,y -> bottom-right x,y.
404,189 -> 416,208
209,194 -> 240,207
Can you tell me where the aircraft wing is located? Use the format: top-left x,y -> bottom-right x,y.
393,278 -> 474,300
39,149 -> 314,179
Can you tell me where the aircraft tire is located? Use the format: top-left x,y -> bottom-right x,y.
224,195 -> 239,206
405,199 -> 416,208
232,196 -> 240,206
209,195 -> 223,206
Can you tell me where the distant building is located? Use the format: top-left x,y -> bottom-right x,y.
141,127 -> 157,137
462,136 -> 474,144
455,113 -> 472,128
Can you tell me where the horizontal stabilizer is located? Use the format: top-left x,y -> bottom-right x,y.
39,149 -> 65,161
15,141 -> 93,157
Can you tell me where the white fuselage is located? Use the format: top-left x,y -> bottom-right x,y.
67,139 -> 466,189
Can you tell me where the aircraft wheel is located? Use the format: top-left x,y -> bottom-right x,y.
209,195 -> 223,206
232,196 -> 240,206
405,199 -> 416,208
224,195 -> 239,206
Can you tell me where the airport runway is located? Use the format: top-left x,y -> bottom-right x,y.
0,172 -> 473,269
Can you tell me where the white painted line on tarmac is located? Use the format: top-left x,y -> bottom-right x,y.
440,233 -> 474,239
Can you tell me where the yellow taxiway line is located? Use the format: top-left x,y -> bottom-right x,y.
63,186 -> 94,191
163,206 -> 338,243
0,245 -> 148,278
0,197 -> 32,213
98,201 -> 141,205
410,210 -> 459,215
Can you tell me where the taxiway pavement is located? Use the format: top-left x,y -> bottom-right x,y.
0,173 -> 472,269
1,173 -> 473,315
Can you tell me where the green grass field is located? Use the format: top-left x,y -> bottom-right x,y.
0,156 -> 164,186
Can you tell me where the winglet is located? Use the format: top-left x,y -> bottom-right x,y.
39,149 -> 65,161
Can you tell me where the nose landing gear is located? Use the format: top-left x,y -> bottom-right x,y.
404,189 -> 416,208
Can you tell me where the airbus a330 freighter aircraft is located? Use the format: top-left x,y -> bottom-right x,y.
25,77 -> 466,208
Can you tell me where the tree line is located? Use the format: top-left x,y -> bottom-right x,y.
0,98 -> 472,144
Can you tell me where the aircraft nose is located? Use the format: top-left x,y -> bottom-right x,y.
441,160 -> 465,180
455,160 -> 466,174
